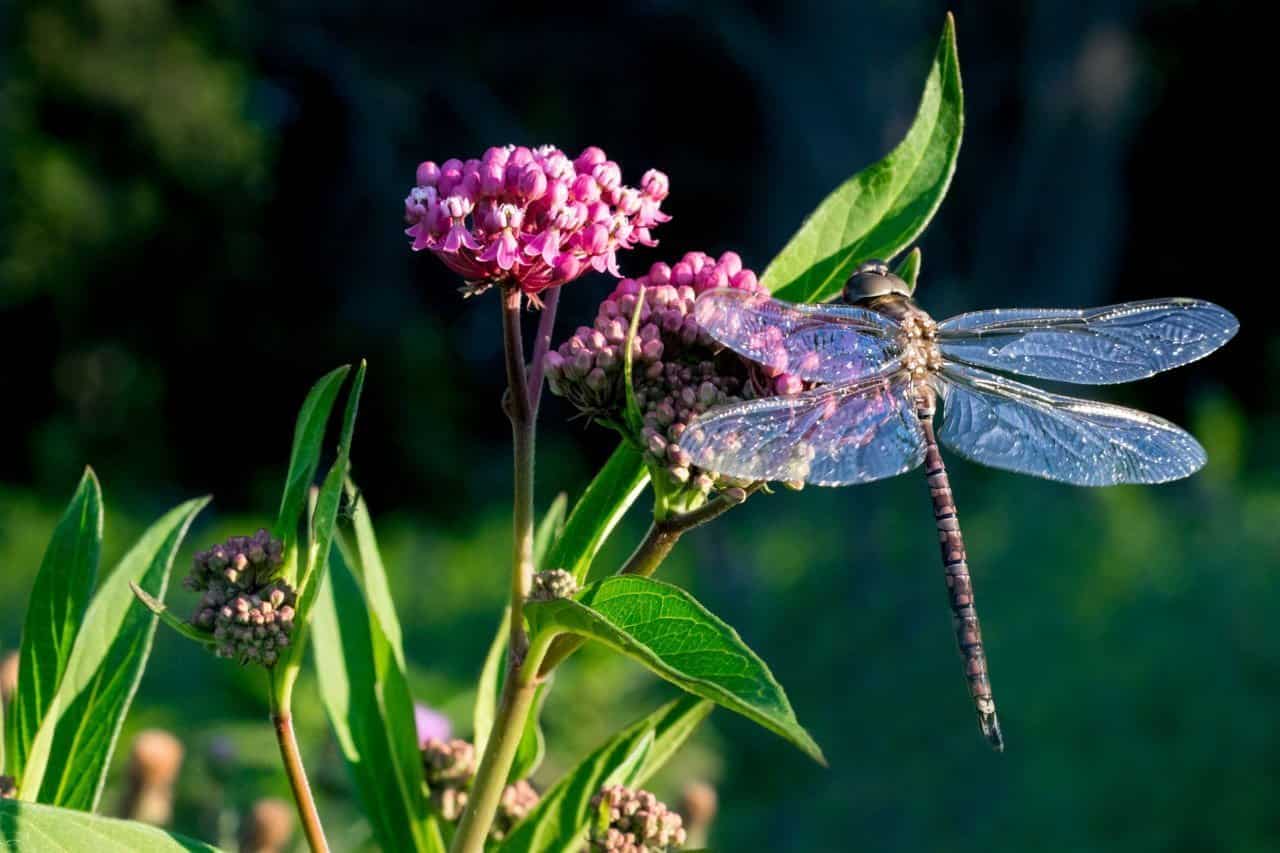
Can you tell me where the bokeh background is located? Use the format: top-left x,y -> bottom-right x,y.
3,0 -> 1277,850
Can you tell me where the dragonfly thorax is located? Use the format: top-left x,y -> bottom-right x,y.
898,306 -> 943,379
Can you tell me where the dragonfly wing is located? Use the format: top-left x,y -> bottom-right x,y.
693,288 -> 902,383
682,370 -> 925,486
937,298 -> 1238,384
936,363 -> 1206,485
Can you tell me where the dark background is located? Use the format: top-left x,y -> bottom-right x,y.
3,1 -> 1277,850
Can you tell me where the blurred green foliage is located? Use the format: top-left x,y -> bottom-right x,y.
2,0 -> 1277,850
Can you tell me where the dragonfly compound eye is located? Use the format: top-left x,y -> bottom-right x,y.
843,260 -> 910,302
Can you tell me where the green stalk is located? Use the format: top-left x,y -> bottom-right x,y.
268,675 -> 329,852
450,286 -> 542,852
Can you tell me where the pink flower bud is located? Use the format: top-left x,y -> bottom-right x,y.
518,166 -> 548,201
571,174 -> 601,203
585,368 -> 609,391
641,169 -> 670,199
574,146 -> 607,172
482,146 -> 512,166
416,161 -> 440,187
479,162 -> 505,195
578,222 -> 609,255
592,161 -> 622,193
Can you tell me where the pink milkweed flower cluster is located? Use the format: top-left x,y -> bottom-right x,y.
545,251 -> 803,496
404,145 -> 670,303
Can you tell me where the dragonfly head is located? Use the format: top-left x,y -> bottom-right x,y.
843,260 -> 912,303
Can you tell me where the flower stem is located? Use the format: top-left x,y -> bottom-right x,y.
526,286 -> 560,416
500,286 -> 535,662
450,286 -> 543,853
450,637 -> 550,853
268,687 -> 329,853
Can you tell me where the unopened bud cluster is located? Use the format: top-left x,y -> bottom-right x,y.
186,531 -> 295,667
188,529 -> 283,590
494,779 -> 539,840
423,737 -> 476,821
587,785 -> 686,852
546,251 -> 798,496
405,145 -> 669,300
530,569 -> 578,602
421,738 -> 539,838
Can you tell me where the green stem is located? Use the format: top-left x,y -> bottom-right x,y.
450,286 -> 541,853
501,286 -> 536,662
450,638 -> 550,853
268,684 -> 329,852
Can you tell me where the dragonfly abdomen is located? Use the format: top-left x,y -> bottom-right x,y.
918,390 -> 1005,751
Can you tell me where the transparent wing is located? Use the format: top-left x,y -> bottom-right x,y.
936,363 -> 1206,485
937,298 -> 1238,384
682,368 -> 925,486
693,288 -> 902,383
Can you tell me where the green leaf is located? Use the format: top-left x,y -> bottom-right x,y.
544,443 -> 650,583
0,799 -> 222,851
128,582 -> 215,647
508,679 -> 551,783
6,468 -> 102,780
473,609 -> 508,762
533,494 -> 568,572
527,576 -> 824,764
312,544 -> 433,853
277,361 -> 366,687
500,696 -> 710,853
275,364 -> 350,583
631,696 -> 714,789
764,14 -> 963,304
341,478 -> 404,668
894,246 -> 922,293
19,497 -> 209,809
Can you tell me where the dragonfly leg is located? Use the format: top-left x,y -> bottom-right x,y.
917,390 -> 1005,752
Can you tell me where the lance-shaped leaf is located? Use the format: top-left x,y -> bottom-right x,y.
276,361 -> 365,687
19,497 -> 209,809
274,364 -> 350,584
0,799 -> 222,851
312,539 -> 433,853
129,582 -> 215,648
473,608 -> 508,763
527,576 -> 824,764
894,246 -> 922,293
544,443 -> 650,583
6,468 -> 102,780
533,494 -> 568,572
764,14 -> 963,304
500,696 -> 711,853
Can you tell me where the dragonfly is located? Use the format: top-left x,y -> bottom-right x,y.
682,260 -> 1239,751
